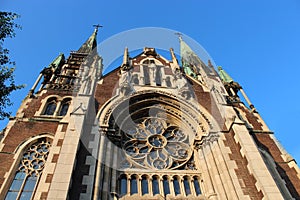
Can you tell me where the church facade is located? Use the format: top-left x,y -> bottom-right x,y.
0,29 -> 299,200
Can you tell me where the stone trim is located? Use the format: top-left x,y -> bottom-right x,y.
223,130 -> 264,199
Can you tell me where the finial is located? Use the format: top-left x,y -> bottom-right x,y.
170,48 -> 178,64
121,47 -> 131,70
208,60 -> 213,67
93,24 -> 103,33
170,48 -> 180,71
218,66 -> 234,83
175,32 -> 183,41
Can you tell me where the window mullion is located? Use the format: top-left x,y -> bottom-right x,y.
16,174 -> 28,200
54,101 -> 62,116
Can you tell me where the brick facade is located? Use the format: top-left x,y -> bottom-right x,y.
0,31 -> 299,200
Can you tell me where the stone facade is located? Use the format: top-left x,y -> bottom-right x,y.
0,30 -> 299,200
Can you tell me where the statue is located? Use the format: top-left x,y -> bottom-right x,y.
174,69 -> 193,100
148,60 -> 156,86
118,66 -> 134,96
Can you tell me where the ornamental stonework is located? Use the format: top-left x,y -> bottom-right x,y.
121,117 -> 193,170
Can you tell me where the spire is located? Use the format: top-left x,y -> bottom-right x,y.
121,47 -> 131,70
48,53 -> 65,70
217,66 -> 234,83
122,47 -> 129,66
77,26 -> 100,54
178,34 -> 209,86
170,48 -> 178,64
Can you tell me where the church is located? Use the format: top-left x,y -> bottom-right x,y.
0,27 -> 299,200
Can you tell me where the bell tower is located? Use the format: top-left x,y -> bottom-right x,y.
0,27 -> 102,200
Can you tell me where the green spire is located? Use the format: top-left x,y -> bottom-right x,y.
179,36 -> 208,77
217,66 -> 234,83
48,53 -> 65,70
77,28 -> 98,54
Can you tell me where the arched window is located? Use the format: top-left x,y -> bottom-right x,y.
119,175 -> 127,196
5,138 -> 51,200
193,176 -> 202,196
59,98 -> 71,116
163,175 -> 170,196
43,98 -> 57,115
152,175 -> 160,195
173,176 -> 181,196
183,176 -> 191,196
130,175 -> 138,195
141,175 -> 148,195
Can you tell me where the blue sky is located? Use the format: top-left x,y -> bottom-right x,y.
2,1 -> 300,162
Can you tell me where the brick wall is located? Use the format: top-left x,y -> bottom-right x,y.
224,130 -> 264,199
253,134 -> 300,199
0,121 -> 58,189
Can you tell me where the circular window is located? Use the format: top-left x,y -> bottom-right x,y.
122,117 -> 192,169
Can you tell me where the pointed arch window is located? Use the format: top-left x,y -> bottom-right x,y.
58,98 -> 71,116
173,176 -> 181,196
43,98 -> 57,115
5,138 -> 51,200
141,175 -> 149,195
152,175 -> 160,195
119,175 -> 127,196
130,175 -> 138,195
193,176 -> 202,196
183,176 -> 191,196
163,175 -> 170,196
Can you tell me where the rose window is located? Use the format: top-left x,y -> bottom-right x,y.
122,117 -> 192,169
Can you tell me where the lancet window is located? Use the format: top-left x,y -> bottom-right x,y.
118,174 -> 202,197
42,96 -> 71,117
5,138 -> 51,200
43,98 -> 57,115
58,98 -> 71,116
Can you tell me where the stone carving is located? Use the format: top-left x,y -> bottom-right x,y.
174,69 -> 193,100
118,66 -> 134,96
148,61 -> 156,86
194,132 -> 220,150
80,65 -> 92,94
122,117 -> 193,170
17,139 -> 51,177
101,90 -> 213,130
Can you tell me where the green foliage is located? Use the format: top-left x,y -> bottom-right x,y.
0,12 -> 24,120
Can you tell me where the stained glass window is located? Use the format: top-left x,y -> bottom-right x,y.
141,176 -> 148,195
173,176 -> 181,195
163,176 -> 170,196
43,98 -> 57,115
152,176 -> 160,195
5,139 -> 51,200
130,175 -> 138,195
183,176 -> 191,195
193,176 -> 202,196
59,99 -> 71,116
119,175 -> 127,196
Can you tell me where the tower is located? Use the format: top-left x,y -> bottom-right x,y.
0,29 -> 299,200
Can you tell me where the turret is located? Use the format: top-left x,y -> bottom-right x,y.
218,66 -> 255,110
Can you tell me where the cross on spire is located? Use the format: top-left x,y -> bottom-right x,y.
93,24 -> 103,33
175,32 -> 183,41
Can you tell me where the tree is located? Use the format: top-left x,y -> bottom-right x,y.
0,12 -> 24,120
